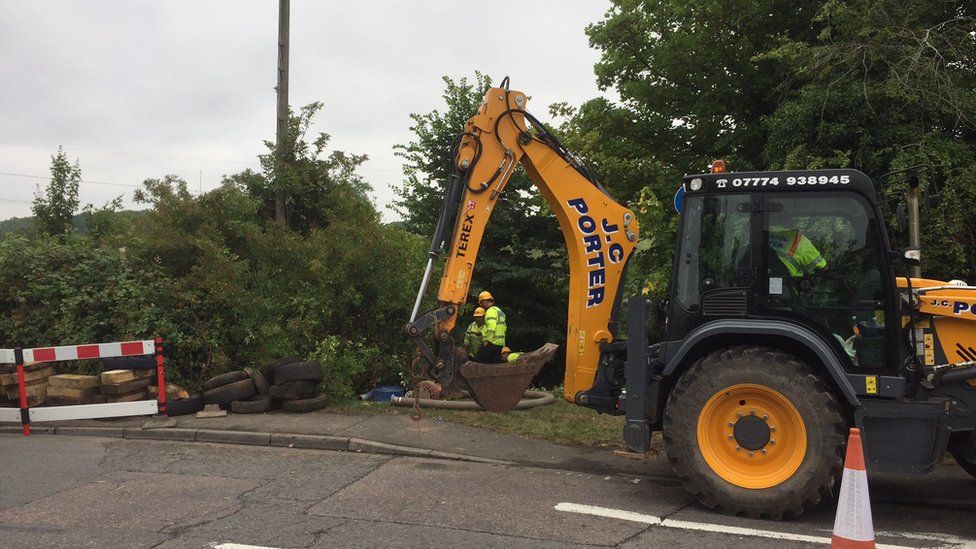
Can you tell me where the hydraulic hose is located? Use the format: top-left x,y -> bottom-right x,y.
389,390 -> 555,411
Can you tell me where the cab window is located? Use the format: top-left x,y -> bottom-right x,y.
762,194 -> 889,370
675,194 -> 752,310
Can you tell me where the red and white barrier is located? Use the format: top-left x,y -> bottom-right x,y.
23,340 -> 155,364
0,350 -> 18,423
1,338 -> 167,436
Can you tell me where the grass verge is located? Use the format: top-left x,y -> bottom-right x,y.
331,391 -> 631,449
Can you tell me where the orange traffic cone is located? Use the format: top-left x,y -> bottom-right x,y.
831,428 -> 875,548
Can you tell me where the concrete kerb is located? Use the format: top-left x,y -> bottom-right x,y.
0,424 -> 516,466
270,433 -> 349,451
124,427 -> 196,441
195,429 -> 271,446
56,426 -> 125,438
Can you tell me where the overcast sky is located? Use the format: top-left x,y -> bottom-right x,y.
0,1 -> 611,222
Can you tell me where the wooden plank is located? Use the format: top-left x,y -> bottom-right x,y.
147,382 -> 189,401
0,366 -> 54,387
48,385 -> 99,399
101,377 -> 151,395
48,395 -> 107,406
104,390 -> 147,403
100,369 -> 137,384
5,381 -> 48,400
48,374 -> 99,390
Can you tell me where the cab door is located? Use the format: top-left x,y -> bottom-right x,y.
756,192 -> 896,374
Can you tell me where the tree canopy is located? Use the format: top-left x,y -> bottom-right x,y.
32,147 -> 81,236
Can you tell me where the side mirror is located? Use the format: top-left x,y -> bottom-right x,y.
903,247 -> 921,267
895,202 -> 908,234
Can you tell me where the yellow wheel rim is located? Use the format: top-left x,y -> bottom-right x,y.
696,383 -> 807,489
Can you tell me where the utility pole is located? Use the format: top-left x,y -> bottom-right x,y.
906,174 -> 922,278
274,0 -> 290,223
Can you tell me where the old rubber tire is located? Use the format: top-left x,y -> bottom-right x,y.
202,370 -> 248,391
949,439 -> 976,478
231,395 -> 273,414
282,394 -> 328,413
245,367 -> 270,396
663,346 -> 846,519
204,378 -> 257,405
274,361 -> 324,385
269,380 -> 319,400
263,356 -> 300,384
166,394 -> 204,417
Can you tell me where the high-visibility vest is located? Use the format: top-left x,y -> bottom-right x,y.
463,322 -> 482,357
481,306 -> 507,346
769,227 -> 827,277
506,352 -> 522,362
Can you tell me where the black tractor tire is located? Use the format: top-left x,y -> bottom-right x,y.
282,394 -> 328,413
949,439 -> 976,478
202,370 -> 248,391
269,380 -> 319,400
663,346 -> 846,519
231,395 -> 273,414
245,367 -> 270,396
274,361 -> 324,385
166,394 -> 205,417
263,356 -> 300,384
204,378 -> 257,406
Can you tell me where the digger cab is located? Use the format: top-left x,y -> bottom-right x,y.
666,169 -> 901,378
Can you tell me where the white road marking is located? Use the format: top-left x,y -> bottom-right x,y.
210,543 -> 277,549
554,502 -> 968,548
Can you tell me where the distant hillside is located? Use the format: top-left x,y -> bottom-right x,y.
0,216 -> 37,234
0,210 -> 146,235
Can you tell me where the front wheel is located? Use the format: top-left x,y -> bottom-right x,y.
949,438 -> 976,478
663,346 -> 846,519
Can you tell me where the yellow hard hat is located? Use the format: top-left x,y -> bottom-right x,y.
473,307 -> 486,317
502,346 -> 511,354
478,290 -> 494,302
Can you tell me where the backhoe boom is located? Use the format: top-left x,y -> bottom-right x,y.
405,81 -> 638,407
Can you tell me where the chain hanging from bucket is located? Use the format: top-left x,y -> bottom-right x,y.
408,349 -> 425,422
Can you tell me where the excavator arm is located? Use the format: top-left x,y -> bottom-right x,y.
404,80 -> 638,410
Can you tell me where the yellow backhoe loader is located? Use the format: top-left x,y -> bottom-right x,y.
404,79 -> 976,518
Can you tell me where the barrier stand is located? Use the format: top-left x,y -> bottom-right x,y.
15,347 -> 29,436
154,338 -> 167,415
1,339 -> 165,436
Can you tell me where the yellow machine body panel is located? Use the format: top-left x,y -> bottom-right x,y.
898,277 -> 976,384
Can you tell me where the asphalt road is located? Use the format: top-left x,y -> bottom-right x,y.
1,435 -> 975,548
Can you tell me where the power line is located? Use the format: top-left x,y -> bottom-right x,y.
0,171 -> 139,188
0,141 -> 404,173
0,141 -> 260,165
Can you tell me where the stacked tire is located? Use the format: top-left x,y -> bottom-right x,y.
264,359 -> 327,413
198,368 -> 272,414
168,358 -> 326,417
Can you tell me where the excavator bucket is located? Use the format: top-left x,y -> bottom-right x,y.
460,343 -> 559,412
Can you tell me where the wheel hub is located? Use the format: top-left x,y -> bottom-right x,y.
697,383 -> 807,489
733,415 -> 771,451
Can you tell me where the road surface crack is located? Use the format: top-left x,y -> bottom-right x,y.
301,455 -> 391,513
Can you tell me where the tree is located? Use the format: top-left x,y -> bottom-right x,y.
33,146 -> 81,235
234,102 -> 377,233
761,0 -> 976,279
562,0 -> 976,300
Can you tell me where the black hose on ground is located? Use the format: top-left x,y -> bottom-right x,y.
388,390 -> 555,411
